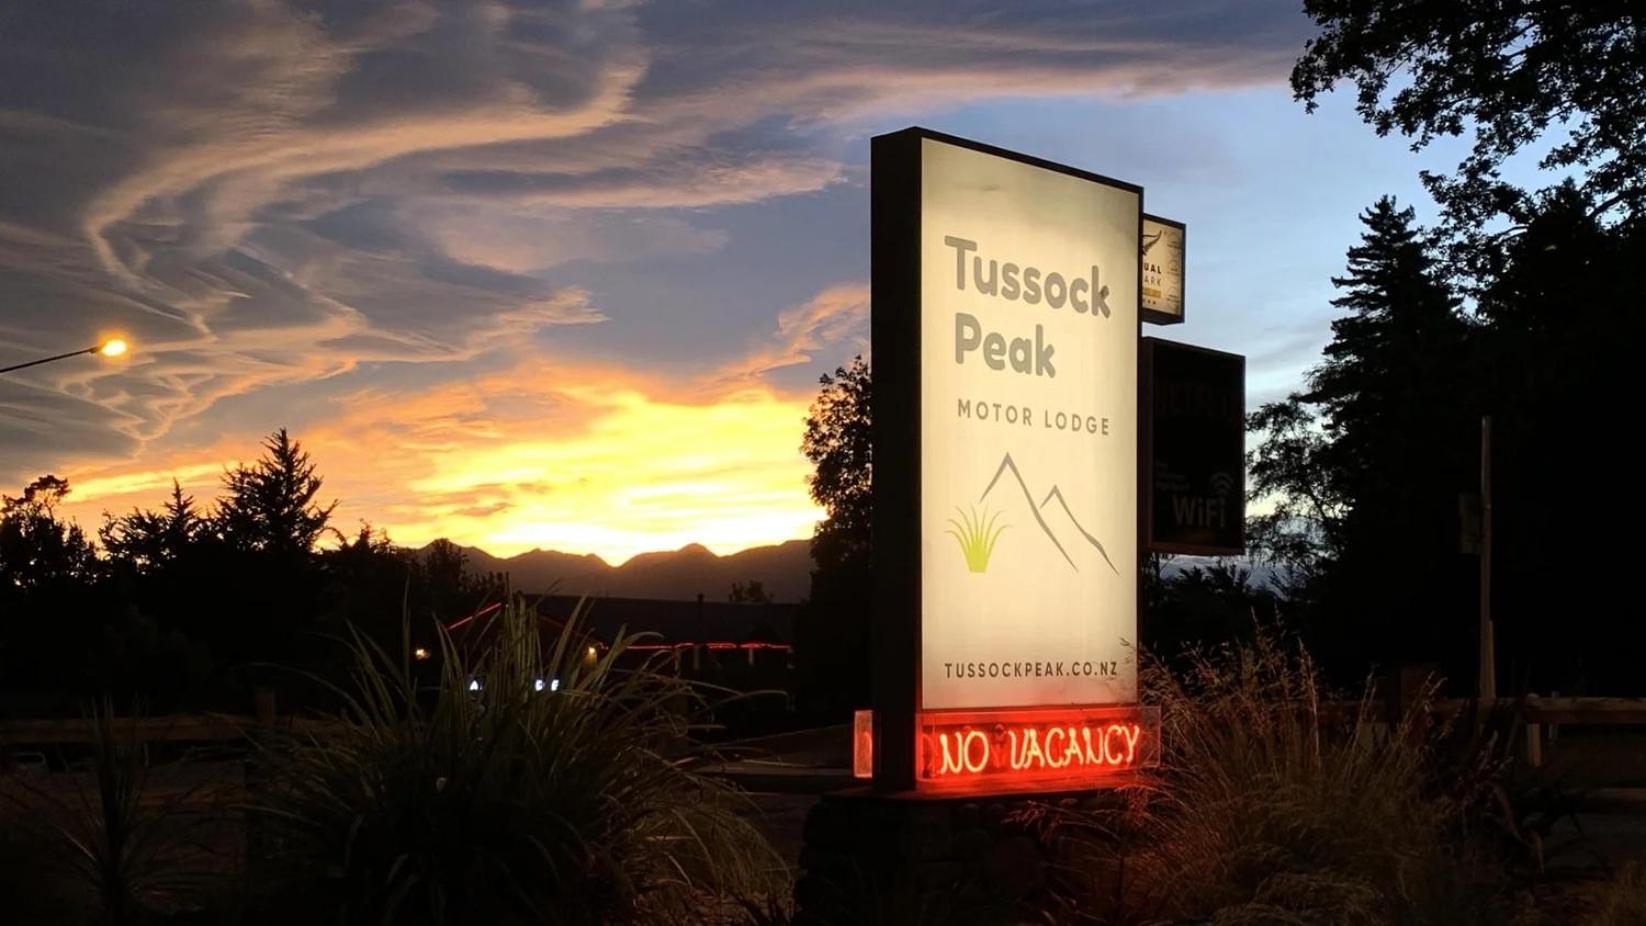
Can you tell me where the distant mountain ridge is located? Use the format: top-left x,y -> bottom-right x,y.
432,538 -> 814,602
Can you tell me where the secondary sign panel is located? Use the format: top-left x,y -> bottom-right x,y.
916,136 -> 1140,711
1141,214 -> 1185,325
1141,337 -> 1245,555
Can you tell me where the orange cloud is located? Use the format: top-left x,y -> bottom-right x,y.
54,355 -> 826,565
717,282 -> 869,382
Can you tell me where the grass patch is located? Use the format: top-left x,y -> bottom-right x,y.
1041,627 -> 1521,924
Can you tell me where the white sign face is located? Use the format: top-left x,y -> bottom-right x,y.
918,138 -> 1139,710
1141,217 -> 1184,322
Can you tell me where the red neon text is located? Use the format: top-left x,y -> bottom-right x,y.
931,722 -> 1140,776
917,706 -> 1159,791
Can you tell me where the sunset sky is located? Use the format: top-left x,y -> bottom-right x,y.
0,2 -> 1525,563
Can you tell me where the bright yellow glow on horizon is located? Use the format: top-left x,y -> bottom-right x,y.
98,338 -> 128,357
54,358 -> 827,565
372,379 -> 825,563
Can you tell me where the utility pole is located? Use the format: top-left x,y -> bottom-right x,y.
1479,415 -> 1496,703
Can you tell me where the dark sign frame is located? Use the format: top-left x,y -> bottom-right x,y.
1140,337 -> 1246,557
870,126 -> 1144,792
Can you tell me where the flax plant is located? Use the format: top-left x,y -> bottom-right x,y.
1,700 -> 220,925
248,597 -> 783,925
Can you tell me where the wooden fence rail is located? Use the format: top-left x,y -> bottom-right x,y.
0,714 -> 340,747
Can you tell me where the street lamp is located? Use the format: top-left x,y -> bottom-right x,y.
0,338 -> 131,375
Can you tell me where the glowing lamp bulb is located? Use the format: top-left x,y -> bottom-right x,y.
98,339 -> 128,358
413,647 -> 430,661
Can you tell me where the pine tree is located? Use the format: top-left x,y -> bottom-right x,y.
101,479 -> 205,570
216,429 -> 337,554
1306,197 -> 1470,511
1248,198 -> 1474,677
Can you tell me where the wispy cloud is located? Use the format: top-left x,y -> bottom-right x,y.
2,0 -> 1311,552
716,283 -> 869,383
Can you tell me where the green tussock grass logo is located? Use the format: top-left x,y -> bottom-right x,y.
946,505 -> 1009,573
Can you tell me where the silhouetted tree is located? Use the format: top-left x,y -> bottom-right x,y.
1248,199 -> 1474,679
0,475 -> 99,591
795,356 -> 872,719
415,538 -> 500,624
216,429 -> 337,554
100,480 -> 206,572
1294,0 -> 1646,264
1291,6 -> 1646,693
1468,185 -> 1646,691
728,580 -> 772,605
0,476 -> 107,697
802,356 -> 872,572
1143,559 -> 1279,663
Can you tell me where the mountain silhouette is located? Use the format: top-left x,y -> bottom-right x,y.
434,538 -> 812,602
978,452 -> 1115,573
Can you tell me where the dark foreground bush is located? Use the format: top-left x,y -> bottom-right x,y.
248,599 -> 784,924
1043,629 -> 1522,925
0,702 -> 223,925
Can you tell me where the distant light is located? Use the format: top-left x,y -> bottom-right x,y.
533,678 -> 545,692
468,679 -> 481,692
585,645 -> 598,661
98,338 -> 128,358
550,678 -> 560,692
413,647 -> 431,661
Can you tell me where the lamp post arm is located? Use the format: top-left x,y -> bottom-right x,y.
0,346 -> 98,376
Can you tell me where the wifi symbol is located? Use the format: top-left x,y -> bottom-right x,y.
1209,472 -> 1236,498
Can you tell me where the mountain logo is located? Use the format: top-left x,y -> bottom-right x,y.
973,453 -> 1118,574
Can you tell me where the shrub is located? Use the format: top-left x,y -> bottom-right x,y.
1046,627 -> 1515,924
0,701 -> 221,925
248,597 -> 784,924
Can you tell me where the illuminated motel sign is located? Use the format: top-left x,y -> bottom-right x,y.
868,128 -> 1160,794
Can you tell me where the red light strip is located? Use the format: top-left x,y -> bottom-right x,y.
444,602 -> 501,632
915,704 -> 1160,794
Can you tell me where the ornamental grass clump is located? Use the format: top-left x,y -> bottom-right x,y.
1047,627 -> 1515,925
249,597 -> 784,925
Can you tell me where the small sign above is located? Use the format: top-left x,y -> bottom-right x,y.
1141,214 -> 1185,325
